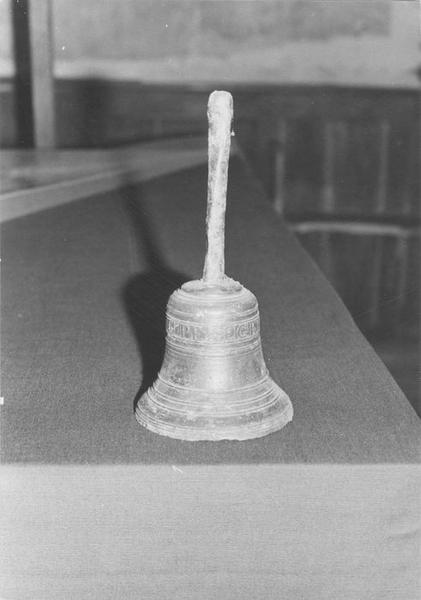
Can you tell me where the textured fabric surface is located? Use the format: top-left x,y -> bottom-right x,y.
1,464 -> 420,600
1,159 -> 420,599
2,158 -> 419,464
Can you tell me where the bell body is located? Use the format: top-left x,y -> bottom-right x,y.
136,278 -> 293,441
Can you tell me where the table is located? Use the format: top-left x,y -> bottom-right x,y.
1,154 -> 420,599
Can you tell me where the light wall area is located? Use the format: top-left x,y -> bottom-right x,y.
0,0 -> 419,87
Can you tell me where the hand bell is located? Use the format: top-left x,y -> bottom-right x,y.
136,90 -> 293,441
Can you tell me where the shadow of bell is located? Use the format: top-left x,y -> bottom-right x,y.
119,183 -> 190,410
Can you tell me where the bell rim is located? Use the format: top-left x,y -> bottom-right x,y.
135,394 -> 293,442
135,380 -> 293,441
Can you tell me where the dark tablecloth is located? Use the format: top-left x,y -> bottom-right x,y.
1,158 -> 420,599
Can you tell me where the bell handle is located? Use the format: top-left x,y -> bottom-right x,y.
203,90 -> 233,284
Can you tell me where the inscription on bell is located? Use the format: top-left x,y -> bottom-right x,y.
167,316 -> 259,343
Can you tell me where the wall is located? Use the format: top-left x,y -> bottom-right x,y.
0,0 -> 419,87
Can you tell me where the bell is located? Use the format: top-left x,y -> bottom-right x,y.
136,91 -> 293,441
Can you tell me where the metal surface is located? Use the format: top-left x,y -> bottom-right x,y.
136,91 -> 293,440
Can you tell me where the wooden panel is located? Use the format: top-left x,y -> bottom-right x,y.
2,77 -> 419,150
296,230 -> 420,337
10,1 -> 33,147
10,0 -> 55,148
28,0 -> 55,147
272,119 -> 287,214
283,118 -> 324,215
0,82 -> 18,146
